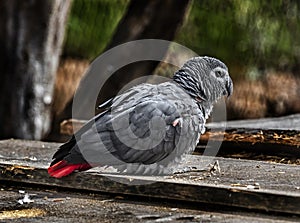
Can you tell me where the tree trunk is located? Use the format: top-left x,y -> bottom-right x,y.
95,0 -> 191,107
0,0 -> 71,139
47,0 -> 191,141
63,0 -> 191,121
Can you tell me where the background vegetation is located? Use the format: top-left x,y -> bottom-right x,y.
63,0 -> 129,59
63,0 -> 300,80
177,0 -> 300,80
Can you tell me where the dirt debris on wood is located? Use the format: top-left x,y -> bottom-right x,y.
1,139 -> 300,221
0,185 -> 298,223
199,128 -> 300,148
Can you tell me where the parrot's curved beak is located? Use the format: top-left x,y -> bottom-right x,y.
225,76 -> 233,98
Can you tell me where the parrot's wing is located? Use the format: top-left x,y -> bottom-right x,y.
49,84 -> 148,166
50,82 -> 203,175
78,96 -> 182,166
77,83 -> 203,174
50,83 -> 158,166
49,109 -> 109,166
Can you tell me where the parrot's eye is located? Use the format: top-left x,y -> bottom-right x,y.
215,70 -> 223,78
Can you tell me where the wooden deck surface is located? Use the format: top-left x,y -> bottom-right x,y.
206,113 -> 300,131
0,139 -> 300,222
1,185 -> 297,223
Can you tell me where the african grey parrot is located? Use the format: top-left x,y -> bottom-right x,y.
48,56 -> 233,178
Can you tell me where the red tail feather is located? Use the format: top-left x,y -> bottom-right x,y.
48,160 -> 92,178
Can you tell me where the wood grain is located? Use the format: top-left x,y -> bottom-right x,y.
0,139 -> 300,215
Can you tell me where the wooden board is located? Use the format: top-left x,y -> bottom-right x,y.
60,119 -> 300,149
197,128 -> 300,163
60,120 -> 300,168
206,114 -> 300,131
60,114 -> 300,135
1,186 -> 296,222
200,128 -> 300,147
60,119 -> 300,164
0,139 -> 300,216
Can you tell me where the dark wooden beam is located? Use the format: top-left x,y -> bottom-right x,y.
0,139 -> 300,215
60,119 -> 300,147
59,119 -> 300,159
206,113 -> 300,131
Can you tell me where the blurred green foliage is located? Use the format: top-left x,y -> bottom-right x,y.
63,0 -> 300,78
176,0 -> 300,79
63,0 -> 129,60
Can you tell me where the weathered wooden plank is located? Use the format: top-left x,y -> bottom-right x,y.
1,186 -> 296,222
60,119 -> 300,163
61,114 -> 300,134
0,139 -> 300,215
207,114 -> 300,131
200,128 -> 300,147
59,119 -> 300,149
197,128 -> 300,162
1,161 -> 300,216
60,119 -> 86,136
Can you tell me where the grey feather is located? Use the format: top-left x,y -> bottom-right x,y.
53,56 -> 233,176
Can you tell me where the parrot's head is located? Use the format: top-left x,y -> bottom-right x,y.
173,56 -> 233,103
